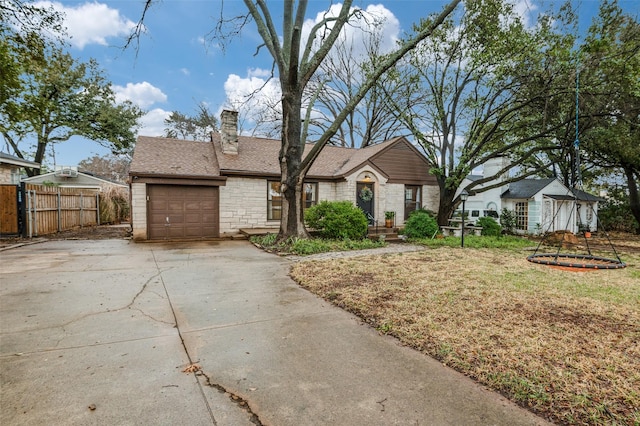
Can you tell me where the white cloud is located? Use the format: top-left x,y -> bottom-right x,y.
138,108 -> 171,137
302,4 -> 400,61
180,68 -> 190,76
509,0 -> 538,29
113,82 -> 167,109
222,71 -> 282,135
248,68 -> 272,79
33,1 -> 137,49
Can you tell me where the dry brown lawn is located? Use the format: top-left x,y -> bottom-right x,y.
291,245 -> 640,425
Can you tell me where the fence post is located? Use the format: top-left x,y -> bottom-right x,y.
80,193 -> 84,228
26,189 -> 32,238
96,193 -> 100,226
20,182 -> 27,237
57,190 -> 62,232
33,190 -> 38,237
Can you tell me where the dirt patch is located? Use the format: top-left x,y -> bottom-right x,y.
0,224 -> 131,248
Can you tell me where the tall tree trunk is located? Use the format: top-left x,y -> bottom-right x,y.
436,177 -> 457,227
278,87 -> 309,240
624,166 -> 640,234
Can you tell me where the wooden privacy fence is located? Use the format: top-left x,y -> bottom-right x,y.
24,183 -> 100,237
0,185 -> 19,235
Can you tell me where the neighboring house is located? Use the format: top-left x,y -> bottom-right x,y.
22,166 -> 128,192
0,152 -> 41,184
129,110 -> 439,241
459,157 -> 603,234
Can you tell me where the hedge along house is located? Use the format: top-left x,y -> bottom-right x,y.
129,110 -> 439,241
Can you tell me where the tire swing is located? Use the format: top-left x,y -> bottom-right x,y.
526,65 -> 626,271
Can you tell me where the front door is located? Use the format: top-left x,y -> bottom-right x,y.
356,182 -> 375,225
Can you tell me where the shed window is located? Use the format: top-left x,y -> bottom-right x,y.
515,202 -> 528,231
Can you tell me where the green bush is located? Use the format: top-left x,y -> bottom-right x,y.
304,200 -> 368,240
477,216 -> 501,237
404,209 -> 439,239
598,185 -> 639,233
499,208 -> 516,234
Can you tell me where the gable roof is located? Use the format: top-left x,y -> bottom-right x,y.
573,188 -> 606,202
501,178 -> 559,199
130,136 -> 220,177
131,134 -> 434,184
23,170 -> 127,188
501,177 -> 603,202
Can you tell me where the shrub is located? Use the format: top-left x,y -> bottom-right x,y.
598,185 -> 639,233
477,216 -> 502,237
304,200 -> 368,240
499,208 -> 516,234
404,209 -> 439,239
99,186 -> 130,224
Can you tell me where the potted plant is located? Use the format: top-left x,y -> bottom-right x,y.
384,211 -> 395,228
578,221 -> 591,238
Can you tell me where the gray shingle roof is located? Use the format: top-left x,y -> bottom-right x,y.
573,188 -> 606,202
130,136 -> 219,177
131,133 -> 411,180
501,178 -> 558,199
501,178 -> 602,202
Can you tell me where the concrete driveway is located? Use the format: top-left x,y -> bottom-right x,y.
1,239 -> 551,425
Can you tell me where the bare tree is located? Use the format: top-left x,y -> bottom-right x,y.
78,154 -> 130,184
306,9 -> 407,147
163,103 -> 219,140
239,0 -> 461,240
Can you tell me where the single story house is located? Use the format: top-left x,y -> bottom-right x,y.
0,152 -> 41,185
22,166 -> 128,192
129,110 -> 439,241
459,157 -> 604,234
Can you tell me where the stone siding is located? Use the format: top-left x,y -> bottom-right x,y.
0,165 -> 20,185
219,177 -> 271,235
382,183 -> 404,225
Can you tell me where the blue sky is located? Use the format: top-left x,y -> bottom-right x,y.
11,1 -> 639,167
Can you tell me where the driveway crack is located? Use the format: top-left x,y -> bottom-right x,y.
151,249 -> 264,425
196,369 -> 263,425
15,270 -> 174,338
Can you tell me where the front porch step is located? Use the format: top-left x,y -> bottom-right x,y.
367,226 -> 404,243
368,226 -> 400,235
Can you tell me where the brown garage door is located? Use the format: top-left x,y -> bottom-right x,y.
148,185 -> 219,240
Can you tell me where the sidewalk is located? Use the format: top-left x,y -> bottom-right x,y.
1,239 -> 552,425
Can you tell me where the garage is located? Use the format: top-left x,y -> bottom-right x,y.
147,185 -> 219,240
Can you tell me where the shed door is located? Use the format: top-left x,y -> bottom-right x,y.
148,185 -> 219,240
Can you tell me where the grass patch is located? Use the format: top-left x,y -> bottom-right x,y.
250,234 -> 385,256
411,234 -> 535,250
290,243 -> 640,425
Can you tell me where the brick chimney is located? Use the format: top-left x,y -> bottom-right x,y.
220,110 -> 239,155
